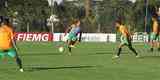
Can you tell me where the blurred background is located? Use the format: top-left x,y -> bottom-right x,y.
0,0 -> 159,33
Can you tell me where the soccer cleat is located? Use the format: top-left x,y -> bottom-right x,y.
19,68 -> 24,72
112,55 -> 120,59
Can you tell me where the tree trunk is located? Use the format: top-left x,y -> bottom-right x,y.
85,0 -> 91,18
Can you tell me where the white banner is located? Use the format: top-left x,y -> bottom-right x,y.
81,33 -> 116,42
132,33 -> 148,42
54,33 -> 116,42
15,32 -> 149,42
132,34 -> 148,42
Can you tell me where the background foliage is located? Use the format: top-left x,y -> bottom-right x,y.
0,0 -> 160,32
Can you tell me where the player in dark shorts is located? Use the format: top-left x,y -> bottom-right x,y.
113,20 -> 139,58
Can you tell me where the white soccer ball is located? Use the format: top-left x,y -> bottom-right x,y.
59,47 -> 64,52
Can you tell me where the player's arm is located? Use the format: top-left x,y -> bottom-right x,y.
154,22 -> 159,31
11,31 -> 19,51
64,26 -> 71,36
121,29 -> 128,37
123,26 -> 131,37
11,37 -> 18,51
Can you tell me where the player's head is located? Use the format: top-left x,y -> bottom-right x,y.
2,17 -> 10,26
0,16 -> 3,22
115,20 -> 122,27
76,20 -> 81,26
152,14 -> 158,21
73,19 -> 80,27
0,16 -> 4,26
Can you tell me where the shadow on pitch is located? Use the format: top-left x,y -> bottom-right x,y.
26,65 -> 97,72
139,56 -> 160,59
21,52 -> 118,56
94,52 -> 128,55
21,52 -> 62,56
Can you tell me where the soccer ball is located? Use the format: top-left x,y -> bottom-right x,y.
58,47 -> 64,52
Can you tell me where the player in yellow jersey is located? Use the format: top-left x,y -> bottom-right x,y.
0,17 -> 23,72
113,20 -> 139,58
150,14 -> 159,52
157,10 -> 160,51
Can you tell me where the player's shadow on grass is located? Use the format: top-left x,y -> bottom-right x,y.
94,52 -> 129,55
139,56 -> 160,59
21,52 -> 62,56
27,65 -> 97,72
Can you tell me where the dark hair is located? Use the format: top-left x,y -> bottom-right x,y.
3,17 -> 10,24
0,16 -> 3,24
152,14 -> 158,19
115,20 -> 122,24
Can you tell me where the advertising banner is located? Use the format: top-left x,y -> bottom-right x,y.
15,32 -> 53,41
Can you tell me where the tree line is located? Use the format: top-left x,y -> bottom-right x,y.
0,0 -> 159,33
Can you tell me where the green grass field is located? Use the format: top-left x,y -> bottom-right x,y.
0,42 -> 160,80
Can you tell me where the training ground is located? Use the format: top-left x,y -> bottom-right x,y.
0,42 -> 160,80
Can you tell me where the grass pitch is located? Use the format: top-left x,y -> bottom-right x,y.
0,42 -> 160,80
